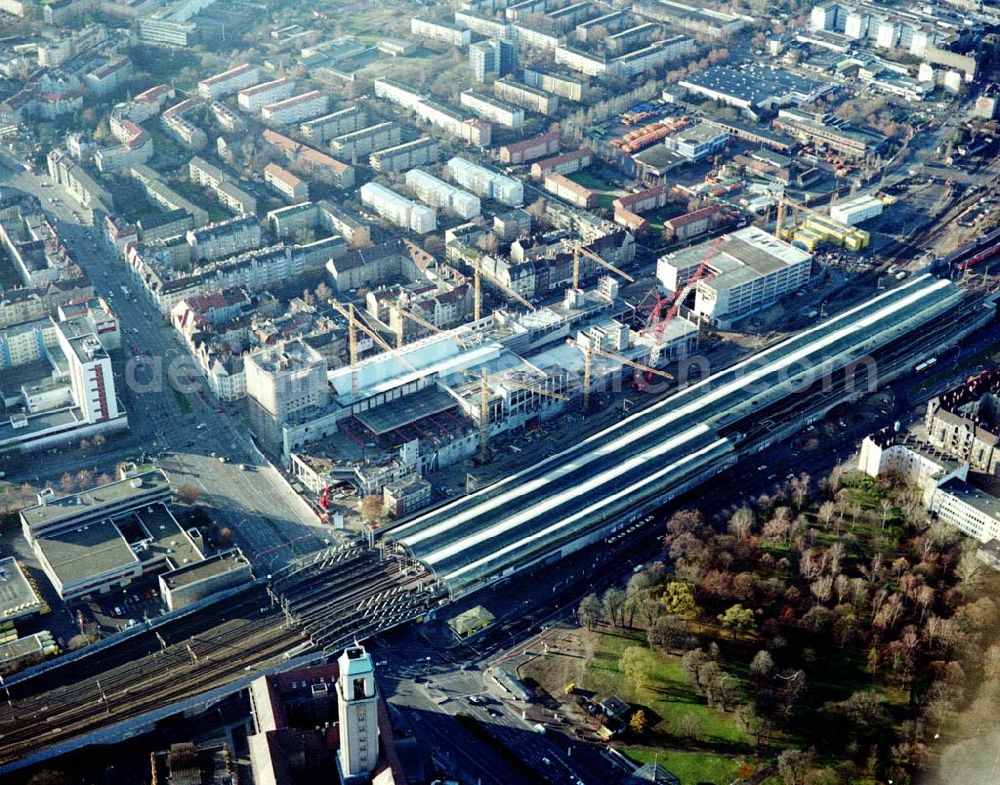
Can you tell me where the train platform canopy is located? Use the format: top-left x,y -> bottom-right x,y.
388,274 -> 967,597
355,387 -> 458,436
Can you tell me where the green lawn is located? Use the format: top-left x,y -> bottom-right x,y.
582,629 -> 749,746
624,747 -> 751,785
567,170 -> 617,192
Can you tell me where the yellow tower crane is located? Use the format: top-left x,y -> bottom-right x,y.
329,301 -> 420,398
573,244 -> 636,290
775,193 -> 837,237
571,337 -> 674,412
469,256 -> 536,317
392,304 -> 444,348
461,368 -> 568,461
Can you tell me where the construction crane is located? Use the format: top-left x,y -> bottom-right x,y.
572,244 -> 635,290
571,337 -> 673,412
469,255 -> 535,316
329,300 -> 420,399
393,304 -> 442,348
645,236 -> 723,337
775,193 -> 836,236
461,368 -> 568,461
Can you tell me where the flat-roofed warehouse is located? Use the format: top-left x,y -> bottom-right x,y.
386,275 -> 967,597
679,64 -> 834,115
0,557 -> 43,622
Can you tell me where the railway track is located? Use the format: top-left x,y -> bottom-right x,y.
0,611 -> 299,764
0,546 -> 436,768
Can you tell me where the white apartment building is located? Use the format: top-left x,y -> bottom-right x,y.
329,122 -> 401,161
611,35 -> 694,77
374,78 -> 426,111
57,318 -> 119,424
657,226 -> 812,328
261,91 -> 328,126
238,78 -> 296,113
494,78 -> 559,115
406,169 -> 481,219
459,91 -> 524,129
410,18 -> 472,46
186,215 -> 262,262
447,157 -> 523,206
198,63 -> 260,100
370,137 -> 440,173
360,182 -> 437,234
300,106 -> 368,143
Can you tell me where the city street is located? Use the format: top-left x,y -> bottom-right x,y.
1,157 -> 328,569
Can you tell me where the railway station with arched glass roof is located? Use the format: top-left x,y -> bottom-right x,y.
387,274 -> 965,597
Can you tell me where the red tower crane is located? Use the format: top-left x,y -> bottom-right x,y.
652,235 -> 725,336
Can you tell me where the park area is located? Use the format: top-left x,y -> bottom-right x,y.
522,624 -> 780,784
519,465 -> 1000,785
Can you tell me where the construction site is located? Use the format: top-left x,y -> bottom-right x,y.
286,237 -> 711,530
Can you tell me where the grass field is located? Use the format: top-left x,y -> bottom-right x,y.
583,630 -> 749,745
567,170 -> 618,192
623,747 -> 768,784
524,624 -> 757,784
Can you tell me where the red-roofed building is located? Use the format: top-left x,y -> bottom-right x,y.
499,129 -> 560,164
663,204 -> 724,242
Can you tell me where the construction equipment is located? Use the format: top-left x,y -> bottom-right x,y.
646,236 -> 723,337
776,193 -> 870,251
470,256 -> 535,317
461,368 -> 569,461
393,304 -> 442,348
572,244 -> 635,290
348,304 -> 360,398
329,300 -> 421,399
572,336 -> 673,412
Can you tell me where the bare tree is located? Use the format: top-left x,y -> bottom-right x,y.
578,593 -> 601,630
176,483 -> 201,505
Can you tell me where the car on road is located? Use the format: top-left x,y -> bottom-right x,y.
487,708 -> 502,718
216,408 -> 225,413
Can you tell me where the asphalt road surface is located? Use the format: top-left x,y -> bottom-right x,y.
2,156 -> 328,569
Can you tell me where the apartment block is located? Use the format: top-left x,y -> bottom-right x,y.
523,67 -> 584,101
360,182 -> 437,235
261,91 -> 329,126
329,122 -> 401,161
447,157 -> 523,206
543,171 -> 595,208
460,90 -> 524,129
198,63 -> 260,100
498,129 -> 560,164
187,215 -> 262,262
261,130 -> 355,189
410,18 -> 471,46
300,106 -> 368,143
406,168 -> 481,219
494,78 -> 559,115
238,78 -> 296,113
369,137 -> 439,173
264,162 -> 309,203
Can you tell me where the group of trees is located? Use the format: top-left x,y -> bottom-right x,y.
577,466 -> 999,783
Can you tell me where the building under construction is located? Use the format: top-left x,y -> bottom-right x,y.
284,281 -> 691,501
656,226 -> 812,328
